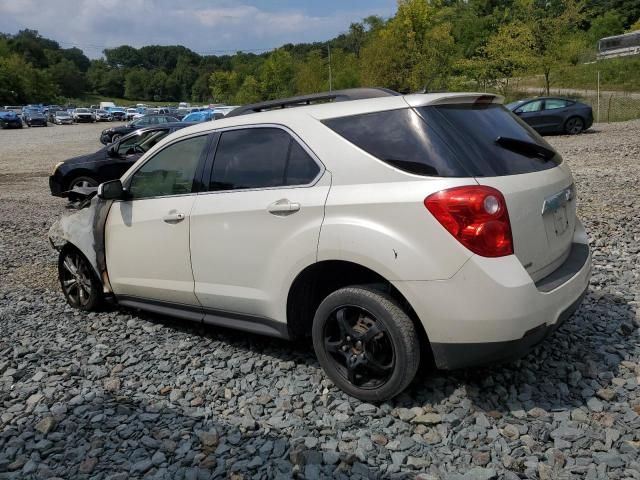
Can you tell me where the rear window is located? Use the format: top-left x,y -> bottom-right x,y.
416,104 -> 561,176
322,104 -> 560,177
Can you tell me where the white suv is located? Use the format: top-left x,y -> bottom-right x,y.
50,89 -> 591,401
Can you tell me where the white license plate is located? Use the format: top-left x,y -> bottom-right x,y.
553,206 -> 568,236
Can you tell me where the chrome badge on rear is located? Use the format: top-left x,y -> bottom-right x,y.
541,184 -> 575,215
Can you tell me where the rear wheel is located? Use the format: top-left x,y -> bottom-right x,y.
564,116 -> 584,135
312,286 -> 420,402
68,176 -> 98,190
58,248 -> 102,311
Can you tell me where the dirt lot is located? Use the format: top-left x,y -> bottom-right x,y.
0,121 -> 639,479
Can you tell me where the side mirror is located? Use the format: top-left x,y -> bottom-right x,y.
107,144 -> 119,157
98,179 -> 125,200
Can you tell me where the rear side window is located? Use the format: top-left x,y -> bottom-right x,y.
544,99 -> 570,110
417,104 -> 561,176
322,108 -> 467,176
209,128 -> 320,191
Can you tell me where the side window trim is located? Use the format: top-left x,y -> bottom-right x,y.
201,124 -> 325,194
121,132 -> 214,201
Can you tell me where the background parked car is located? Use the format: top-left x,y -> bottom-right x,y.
181,110 -> 217,123
23,108 -> 48,127
50,122 -> 192,195
53,110 -> 74,125
95,109 -> 113,122
99,114 -> 179,144
0,109 -> 23,129
107,107 -> 127,121
73,108 -> 96,123
506,97 -> 593,135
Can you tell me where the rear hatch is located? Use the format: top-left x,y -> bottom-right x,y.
416,101 -> 575,281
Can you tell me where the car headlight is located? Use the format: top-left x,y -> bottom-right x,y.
52,162 -> 64,175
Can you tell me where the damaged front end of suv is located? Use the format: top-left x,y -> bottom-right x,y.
49,188 -> 114,308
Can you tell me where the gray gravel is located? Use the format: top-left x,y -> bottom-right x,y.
1,121 -> 639,479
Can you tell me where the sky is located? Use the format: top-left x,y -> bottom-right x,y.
0,0 -> 397,58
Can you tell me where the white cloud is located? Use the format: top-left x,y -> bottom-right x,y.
0,0 -> 394,58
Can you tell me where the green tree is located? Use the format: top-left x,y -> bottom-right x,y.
516,0 -> 585,94
260,49 -> 295,99
360,0 -> 455,92
295,49 -> 327,94
209,70 -> 239,103
478,23 -> 536,95
48,58 -> 85,98
235,75 -> 262,104
588,11 -> 626,45
124,68 -> 151,99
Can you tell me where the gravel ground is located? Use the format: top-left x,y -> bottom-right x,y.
0,121 -> 639,480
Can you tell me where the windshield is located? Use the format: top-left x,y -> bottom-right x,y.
76,108 -> 89,113
117,129 -> 169,155
55,111 -> 68,116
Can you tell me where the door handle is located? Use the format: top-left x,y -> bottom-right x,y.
268,199 -> 300,216
162,212 -> 185,223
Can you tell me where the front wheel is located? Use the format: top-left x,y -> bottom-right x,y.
68,176 -> 98,190
312,286 -> 420,402
564,116 -> 584,135
111,134 -> 121,143
58,248 -> 102,311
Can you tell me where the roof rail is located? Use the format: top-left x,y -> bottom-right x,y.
225,87 -> 400,118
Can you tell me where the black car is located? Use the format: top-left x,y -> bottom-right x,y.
506,97 -> 593,135
50,123 -> 192,197
0,109 -> 23,129
23,109 -> 48,127
99,114 -> 180,145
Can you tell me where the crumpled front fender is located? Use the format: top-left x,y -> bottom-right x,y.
48,196 -> 114,293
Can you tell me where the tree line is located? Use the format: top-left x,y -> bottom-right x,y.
1,0 -> 639,106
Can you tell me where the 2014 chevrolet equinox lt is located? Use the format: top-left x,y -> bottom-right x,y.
49,88 -> 591,402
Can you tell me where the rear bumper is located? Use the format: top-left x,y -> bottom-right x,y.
393,220 -> 591,370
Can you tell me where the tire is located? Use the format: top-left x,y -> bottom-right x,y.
111,134 -> 121,143
68,176 -> 98,190
564,116 -> 584,135
312,286 -> 420,402
58,247 -> 103,311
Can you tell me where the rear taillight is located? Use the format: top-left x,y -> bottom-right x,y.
424,186 -> 513,257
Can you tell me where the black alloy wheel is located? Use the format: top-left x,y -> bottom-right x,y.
312,286 -> 420,402
565,116 -> 584,135
58,248 -> 102,311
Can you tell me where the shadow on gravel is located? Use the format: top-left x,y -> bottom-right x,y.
0,388 -> 382,480
120,287 -> 638,416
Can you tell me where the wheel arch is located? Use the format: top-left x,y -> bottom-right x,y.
63,169 -> 99,190
286,260 -> 432,358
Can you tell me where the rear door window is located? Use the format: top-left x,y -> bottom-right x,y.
209,128 -> 320,191
517,100 -> 543,113
544,99 -> 570,110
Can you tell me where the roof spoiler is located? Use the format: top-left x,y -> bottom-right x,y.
405,93 -> 505,108
226,88 -> 400,118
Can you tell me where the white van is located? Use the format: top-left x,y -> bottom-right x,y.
99,101 -> 116,110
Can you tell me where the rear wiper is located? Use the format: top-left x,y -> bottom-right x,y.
495,136 -> 555,161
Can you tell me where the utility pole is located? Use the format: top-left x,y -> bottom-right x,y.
328,43 -> 332,92
596,70 -> 600,123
